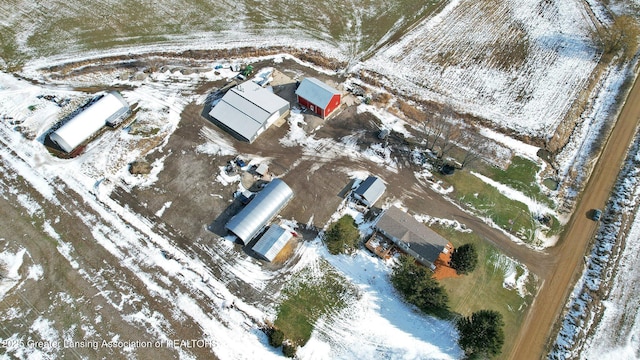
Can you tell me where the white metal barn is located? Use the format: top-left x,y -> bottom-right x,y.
353,176 -> 386,207
209,81 -> 290,143
251,225 -> 293,262
225,179 -> 294,245
50,91 -> 130,153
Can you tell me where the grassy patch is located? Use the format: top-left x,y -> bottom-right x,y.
128,122 -> 161,137
441,170 -> 536,242
0,26 -> 25,71
432,226 -> 535,359
274,260 -> 357,346
438,156 -> 562,243
488,156 -> 553,207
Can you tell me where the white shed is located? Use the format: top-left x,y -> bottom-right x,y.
50,92 -> 130,153
353,176 -> 386,207
252,225 -> 293,262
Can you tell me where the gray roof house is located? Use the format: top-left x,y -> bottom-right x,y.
251,225 -> 293,262
225,179 -> 294,245
353,176 -> 386,207
209,81 -> 290,143
375,206 -> 450,270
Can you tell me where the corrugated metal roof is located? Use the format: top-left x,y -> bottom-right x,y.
375,206 -> 449,264
225,179 -> 294,244
252,225 -> 293,262
295,78 -> 340,108
209,81 -> 289,142
354,176 -> 386,206
50,92 -> 129,152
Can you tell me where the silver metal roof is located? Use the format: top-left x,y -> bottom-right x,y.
354,176 -> 386,206
50,91 -> 129,153
295,78 -> 340,108
209,81 -> 289,142
375,206 -> 449,264
252,225 -> 293,262
225,178 -> 294,244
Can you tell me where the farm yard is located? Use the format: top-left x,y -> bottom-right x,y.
0,0 -> 639,359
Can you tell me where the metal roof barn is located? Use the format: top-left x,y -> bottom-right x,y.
251,225 -> 293,262
209,81 -> 290,143
295,78 -> 341,118
375,206 -> 450,269
353,176 -> 386,207
49,92 -> 130,153
225,178 -> 294,245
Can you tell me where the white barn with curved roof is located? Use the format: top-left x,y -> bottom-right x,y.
50,91 -> 130,153
225,179 -> 294,245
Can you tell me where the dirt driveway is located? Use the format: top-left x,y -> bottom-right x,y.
509,73 -> 640,359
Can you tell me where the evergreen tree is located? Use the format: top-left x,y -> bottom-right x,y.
456,310 -> 505,359
282,342 -> 297,358
391,256 -> 449,315
324,215 -> 360,254
450,243 -> 478,275
268,328 -> 284,347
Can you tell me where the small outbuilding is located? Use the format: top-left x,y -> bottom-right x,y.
209,81 -> 290,143
225,178 -> 294,245
375,206 -> 451,270
251,225 -> 293,262
295,78 -> 341,119
353,176 -> 386,207
49,91 -> 130,153
255,163 -> 269,177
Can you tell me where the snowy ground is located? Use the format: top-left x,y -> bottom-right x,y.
364,0 -> 600,140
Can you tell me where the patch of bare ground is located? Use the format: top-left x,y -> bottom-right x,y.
0,163 -> 216,359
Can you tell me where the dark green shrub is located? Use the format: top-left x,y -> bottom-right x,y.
390,255 -> 449,316
282,342 -> 297,358
268,328 -> 284,347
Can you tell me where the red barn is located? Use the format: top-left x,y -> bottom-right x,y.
295,78 -> 341,118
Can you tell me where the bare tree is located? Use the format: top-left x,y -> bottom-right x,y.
436,122 -> 461,159
460,135 -> 488,169
427,119 -> 447,151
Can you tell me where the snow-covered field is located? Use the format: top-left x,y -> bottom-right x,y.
364,0 -> 600,139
